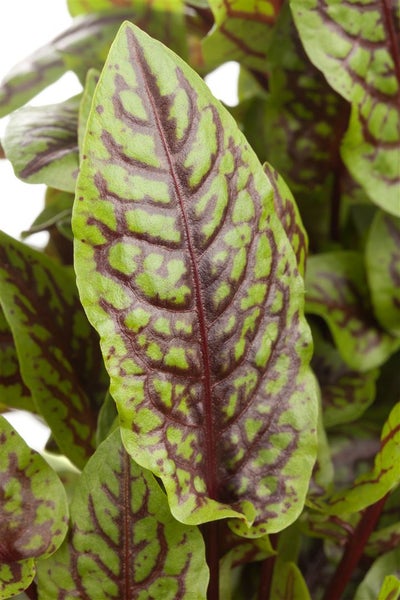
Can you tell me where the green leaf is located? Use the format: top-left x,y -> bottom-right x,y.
3,96 -> 80,193
271,562 -> 311,600
354,547 -> 400,600
21,190 -> 74,242
0,11 -> 138,118
291,0 -> 400,216
0,232 -> 108,469
203,0 -> 279,71
73,22 -> 318,531
366,211 -> 400,337
68,0 -> 183,15
310,322 -> 379,428
312,401 -> 400,516
306,252 -> 400,371
0,560 -> 35,600
0,415 -> 68,598
263,163 -> 308,278
67,0 -> 188,61
37,428 -> 208,599
0,45 -> 65,119
78,69 -> 100,155
0,308 -> 34,413
270,524 -> 311,599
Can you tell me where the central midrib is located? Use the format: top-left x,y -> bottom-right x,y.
134,42 -> 218,501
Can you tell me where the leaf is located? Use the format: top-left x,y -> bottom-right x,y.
0,10 -> 138,118
37,428 -> 208,600
73,22 -> 318,531
291,0 -> 400,216
271,562 -> 311,600
0,44 -> 65,119
310,321 -> 379,428
262,3 -> 348,196
202,0 -> 279,71
305,252 -> 400,371
263,162 -> 308,277
67,0 -> 188,62
0,232 -> 108,468
270,524 -> 311,599
78,69 -> 101,155
312,401 -> 400,516
366,211 -> 400,337
0,415 -> 68,598
68,0 -> 183,15
0,560 -> 35,600
21,190 -> 74,241
3,96 -> 80,193
354,547 -> 400,600
0,308 -> 34,413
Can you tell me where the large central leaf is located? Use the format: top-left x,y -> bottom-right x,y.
73,22 -> 317,531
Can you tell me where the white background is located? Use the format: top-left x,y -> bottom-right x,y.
0,1 -> 238,449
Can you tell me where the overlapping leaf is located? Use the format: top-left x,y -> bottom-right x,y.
306,252 -> 400,371
73,22 -> 317,530
263,162 -> 308,277
0,309 -> 34,413
0,232 -> 108,468
312,401 -> 400,516
310,322 -> 379,428
3,96 -> 80,193
0,10 -> 137,118
0,415 -> 68,598
354,547 -> 400,600
68,0 -> 183,15
291,0 -> 400,216
261,4 -> 348,196
37,428 -> 208,599
366,211 -> 400,337
203,0 -> 280,70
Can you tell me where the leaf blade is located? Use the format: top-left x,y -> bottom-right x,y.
73,21 -> 318,531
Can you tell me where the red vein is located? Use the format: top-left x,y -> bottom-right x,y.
128,29 -> 218,501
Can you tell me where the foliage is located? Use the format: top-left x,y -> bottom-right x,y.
0,1 -> 399,598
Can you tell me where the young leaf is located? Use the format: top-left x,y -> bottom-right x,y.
3,96 -> 80,193
366,211 -> 400,337
37,428 -> 208,600
0,232 -> 108,468
354,546 -> 400,600
0,415 -> 68,598
306,252 -> 400,371
0,309 -> 34,413
73,22 -> 318,530
291,0 -> 400,216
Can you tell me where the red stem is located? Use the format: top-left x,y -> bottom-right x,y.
25,581 -> 38,600
323,494 -> 388,600
257,533 -> 279,599
203,522 -> 220,600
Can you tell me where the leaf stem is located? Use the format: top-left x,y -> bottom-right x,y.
203,522 -> 220,600
323,494 -> 388,600
24,581 -> 38,600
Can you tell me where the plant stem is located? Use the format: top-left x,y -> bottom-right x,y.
24,581 -> 38,600
257,534 -> 278,599
203,521 -> 220,600
323,494 -> 388,600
